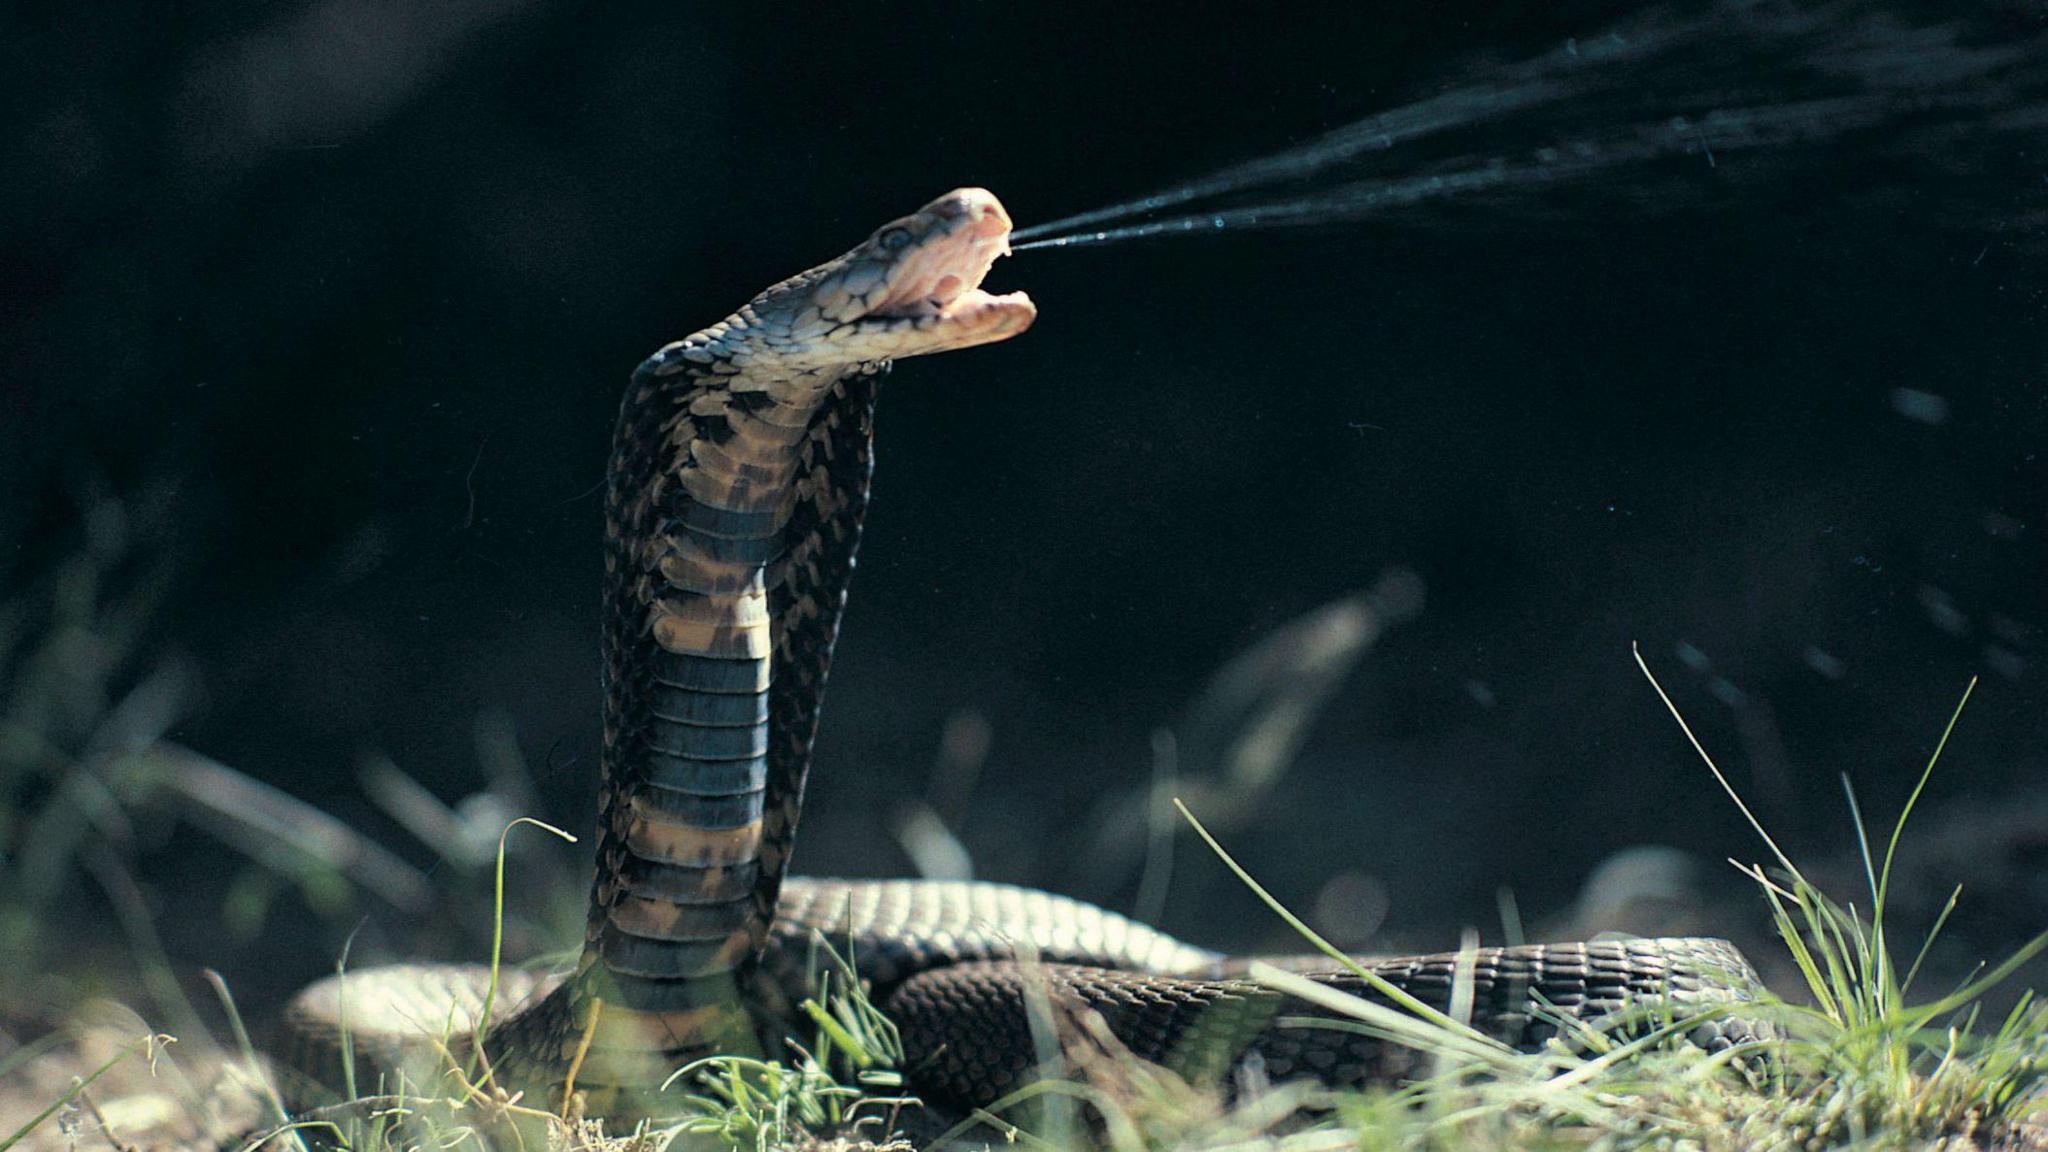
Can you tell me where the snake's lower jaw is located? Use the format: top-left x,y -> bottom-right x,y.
935,288 -> 1037,345
863,288 -> 1036,360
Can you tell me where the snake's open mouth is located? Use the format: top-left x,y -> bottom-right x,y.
868,189 -> 1031,323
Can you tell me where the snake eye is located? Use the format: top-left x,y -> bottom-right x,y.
876,226 -> 913,252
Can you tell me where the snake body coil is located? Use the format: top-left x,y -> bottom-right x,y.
283,189 -> 1764,1119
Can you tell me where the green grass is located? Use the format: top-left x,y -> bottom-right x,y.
667,937 -> 917,1150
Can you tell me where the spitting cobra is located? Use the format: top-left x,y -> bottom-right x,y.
282,188 -> 1765,1121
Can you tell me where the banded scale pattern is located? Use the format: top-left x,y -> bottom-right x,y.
881,938 -> 1765,1112
562,339 -> 886,1094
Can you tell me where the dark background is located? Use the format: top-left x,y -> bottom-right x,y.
5,1 -> 2046,1018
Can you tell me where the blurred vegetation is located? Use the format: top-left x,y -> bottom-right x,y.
0,483 -> 589,1150
0,481 -> 585,1017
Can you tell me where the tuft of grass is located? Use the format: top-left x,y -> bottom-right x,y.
1630,653 -> 2048,1148
668,935 -> 916,1150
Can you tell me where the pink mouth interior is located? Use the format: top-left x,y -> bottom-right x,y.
870,221 -> 1016,319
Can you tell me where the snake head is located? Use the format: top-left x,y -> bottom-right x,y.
739,187 -> 1036,370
